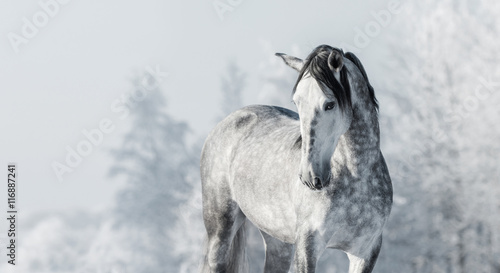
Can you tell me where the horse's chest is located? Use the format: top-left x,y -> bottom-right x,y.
322,178 -> 391,250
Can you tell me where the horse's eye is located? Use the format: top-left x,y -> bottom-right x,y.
325,102 -> 335,111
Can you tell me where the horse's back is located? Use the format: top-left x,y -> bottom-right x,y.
201,104 -> 300,181
201,104 -> 299,174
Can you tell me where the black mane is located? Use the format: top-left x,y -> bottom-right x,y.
344,52 -> 379,111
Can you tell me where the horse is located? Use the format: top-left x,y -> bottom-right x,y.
200,44 -> 393,273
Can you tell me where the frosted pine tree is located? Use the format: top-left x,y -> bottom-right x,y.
381,0 -> 500,272
83,70 -> 195,273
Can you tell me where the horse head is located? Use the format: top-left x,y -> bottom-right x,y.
277,45 -> 353,190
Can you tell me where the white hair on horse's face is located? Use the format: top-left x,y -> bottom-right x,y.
293,73 -> 352,190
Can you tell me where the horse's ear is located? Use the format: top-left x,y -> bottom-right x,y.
328,50 -> 344,73
275,53 -> 304,72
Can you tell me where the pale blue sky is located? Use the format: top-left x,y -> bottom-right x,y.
0,0 -> 399,214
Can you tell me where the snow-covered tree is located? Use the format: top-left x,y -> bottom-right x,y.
380,0 -> 500,272
256,43 -> 302,109
219,61 -> 246,119
92,70 -> 196,272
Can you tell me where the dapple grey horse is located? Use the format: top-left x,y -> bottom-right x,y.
201,45 -> 392,273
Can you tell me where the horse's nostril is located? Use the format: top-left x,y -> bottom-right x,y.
314,177 -> 322,189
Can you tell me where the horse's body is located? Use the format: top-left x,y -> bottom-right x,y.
201,45 -> 392,273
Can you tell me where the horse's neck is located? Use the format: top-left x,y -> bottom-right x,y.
333,98 -> 380,177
